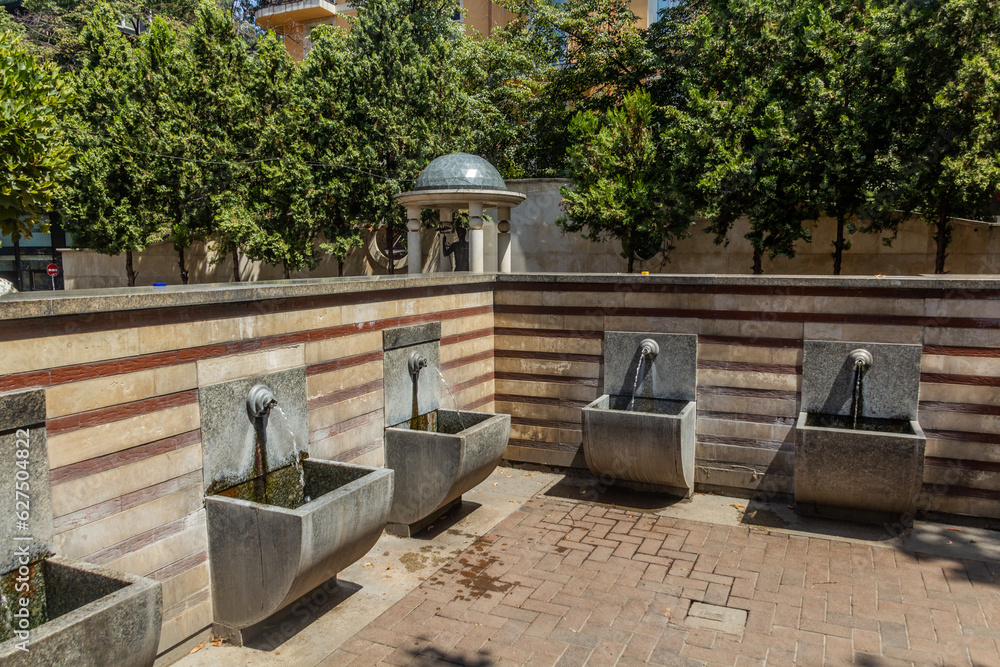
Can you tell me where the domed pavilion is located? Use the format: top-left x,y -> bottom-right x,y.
394,153 -> 526,274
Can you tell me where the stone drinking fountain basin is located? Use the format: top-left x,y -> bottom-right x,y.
200,372 -> 393,645
382,323 -> 510,536
0,389 -> 161,667
582,332 -> 697,497
795,341 -> 926,524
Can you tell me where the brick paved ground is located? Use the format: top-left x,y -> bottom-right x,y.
322,496 -> 1000,666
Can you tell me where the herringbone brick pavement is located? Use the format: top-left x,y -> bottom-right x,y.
322,496 -> 1000,666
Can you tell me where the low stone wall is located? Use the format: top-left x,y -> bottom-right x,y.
1,272 -> 998,662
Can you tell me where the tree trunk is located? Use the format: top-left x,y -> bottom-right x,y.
752,246 -> 763,274
934,214 -> 950,274
283,265 -> 291,279
627,249 -> 635,273
387,218 -> 395,275
832,215 -> 846,276
125,250 -> 137,287
178,246 -> 189,285
232,249 -> 241,282
338,259 -> 344,277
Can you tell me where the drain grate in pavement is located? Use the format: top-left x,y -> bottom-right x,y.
683,602 -> 748,635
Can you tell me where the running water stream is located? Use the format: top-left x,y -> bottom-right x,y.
273,406 -> 306,495
626,356 -> 645,412
436,368 -> 468,431
850,359 -> 865,430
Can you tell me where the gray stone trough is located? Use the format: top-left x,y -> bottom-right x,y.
382,323 -> 510,536
199,368 -> 394,645
795,341 -> 926,524
0,389 -> 162,667
582,332 -> 697,497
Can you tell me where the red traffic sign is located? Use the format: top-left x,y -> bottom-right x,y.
46,263 -> 59,277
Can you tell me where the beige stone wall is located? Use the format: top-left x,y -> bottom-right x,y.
0,277 -> 494,663
4,273 -> 1000,662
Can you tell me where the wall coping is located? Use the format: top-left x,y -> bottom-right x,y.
1,272 -> 999,321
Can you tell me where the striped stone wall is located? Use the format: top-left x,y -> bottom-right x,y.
0,277 -> 495,662
493,277 -> 1000,521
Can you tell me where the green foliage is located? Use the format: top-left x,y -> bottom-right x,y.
0,30 -> 74,243
558,89 -> 697,272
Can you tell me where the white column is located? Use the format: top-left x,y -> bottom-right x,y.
497,206 -> 512,274
468,202 -> 484,273
406,206 -> 421,275
438,208 -> 452,272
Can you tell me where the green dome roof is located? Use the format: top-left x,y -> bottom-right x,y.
413,153 -> 508,192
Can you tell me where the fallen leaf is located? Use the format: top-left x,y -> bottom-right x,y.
506,474 -> 513,478
524,473 -> 533,477
730,503 -> 746,509
493,483 -> 499,486
947,527 -> 963,532
364,562 -> 373,567
387,564 -> 392,570
189,643 -> 205,654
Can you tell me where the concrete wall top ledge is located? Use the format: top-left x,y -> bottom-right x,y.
2,271 -> 1000,321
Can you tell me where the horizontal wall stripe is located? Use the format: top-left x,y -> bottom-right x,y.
922,483 -> 1000,501
923,345 -> 1000,358
47,389 -> 198,436
921,373 -> 1000,387
441,349 -> 493,372
494,349 -> 601,364
147,550 -> 208,583
697,360 -> 800,375
494,303 -> 1000,330
449,371 -> 495,395
511,415 -> 581,430
1,305 -> 491,392
306,350 -> 383,377
697,411 -> 796,426
495,394 -> 591,409
307,379 -> 384,411
310,410 -> 383,442
463,393 -> 494,411
920,401 -> 1000,417
698,434 -> 792,451
698,335 -> 803,349
495,327 -> 604,340
495,371 -> 599,387
88,514 -> 197,566
925,457 -> 1000,473
496,280 -> 1000,300
697,386 -> 800,401
508,437 -> 581,453
53,470 -> 202,534
923,429 -> 1000,446
49,430 -> 200,486
441,327 -> 493,346
331,439 -> 383,463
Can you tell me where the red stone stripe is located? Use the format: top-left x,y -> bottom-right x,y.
462,393 -> 494,411
306,350 -> 383,377
923,345 -> 1000,358
925,457 -> 1000,473
49,430 -> 200,486
1,305 -> 491,392
511,415 -> 580,431
495,327 -> 604,340
148,550 -> 208,583
920,401 -> 1000,416
331,439 -> 383,463
920,373 -> 1000,387
441,327 -> 493,346
923,429 -> 1000,445
495,349 -> 601,364
441,349 -> 493,372
449,372 -> 494,395
309,410 -> 383,442
507,437 -> 581,453
495,394 -> 592,409
308,379 -> 384,411
47,389 -> 198,436
922,483 -> 1000,501
696,386 -> 799,401
88,514 -> 199,566
494,303 -> 1000,330
698,434 -> 792,451
495,371 -> 599,387
697,410 -> 796,426
699,335 -> 803,349
697,360 -> 800,375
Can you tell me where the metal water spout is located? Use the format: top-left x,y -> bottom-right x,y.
849,348 -> 873,370
247,384 -> 278,419
408,351 -> 429,378
639,339 -> 659,360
